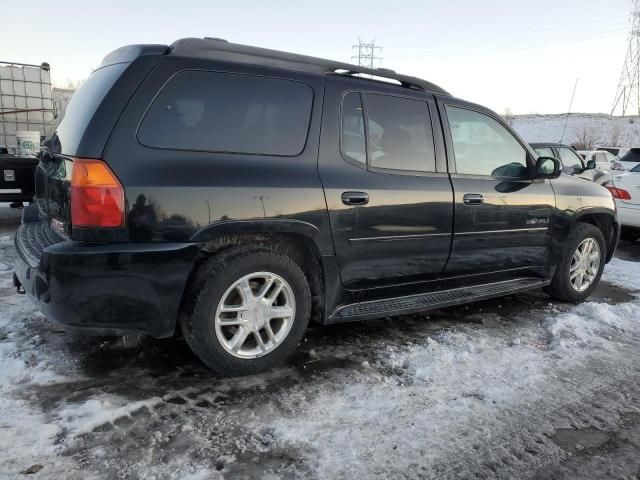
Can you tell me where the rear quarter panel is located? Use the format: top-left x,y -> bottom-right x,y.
102,56 -> 333,254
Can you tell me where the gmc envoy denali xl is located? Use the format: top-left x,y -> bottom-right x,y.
13,38 -> 619,375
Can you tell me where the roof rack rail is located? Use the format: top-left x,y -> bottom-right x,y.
170,38 -> 450,95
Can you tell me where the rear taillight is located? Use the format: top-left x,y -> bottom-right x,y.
70,158 -> 125,228
605,185 -> 632,200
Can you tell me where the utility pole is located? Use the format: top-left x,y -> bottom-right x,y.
611,0 -> 640,115
351,38 -> 383,69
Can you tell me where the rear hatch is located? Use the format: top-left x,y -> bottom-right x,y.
35,62 -> 129,237
34,46 -> 166,238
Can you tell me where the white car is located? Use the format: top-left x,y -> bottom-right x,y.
617,148 -> 640,171
578,150 -> 625,174
607,166 -> 640,241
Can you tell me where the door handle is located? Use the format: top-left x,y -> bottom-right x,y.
342,191 -> 369,206
463,193 -> 484,206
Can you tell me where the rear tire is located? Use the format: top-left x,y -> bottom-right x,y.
545,223 -> 606,303
181,247 -> 311,376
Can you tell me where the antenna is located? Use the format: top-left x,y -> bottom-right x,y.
611,0 -> 640,115
560,77 -> 579,143
351,38 -> 383,69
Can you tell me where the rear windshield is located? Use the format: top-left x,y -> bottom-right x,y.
137,71 -> 313,156
53,63 -> 127,155
620,149 -> 640,164
631,163 -> 640,172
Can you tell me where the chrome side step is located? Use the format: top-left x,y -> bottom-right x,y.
328,277 -> 549,323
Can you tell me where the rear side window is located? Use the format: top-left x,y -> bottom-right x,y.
54,63 -> 128,155
138,71 -> 313,156
339,92 -> 436,173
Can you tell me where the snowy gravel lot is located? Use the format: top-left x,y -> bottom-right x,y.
2,203 -> 640,479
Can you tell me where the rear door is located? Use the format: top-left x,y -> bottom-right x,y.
318,76 -> 453,290
439,99 -> 555,275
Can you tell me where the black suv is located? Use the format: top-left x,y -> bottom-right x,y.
13,38 -> 619,375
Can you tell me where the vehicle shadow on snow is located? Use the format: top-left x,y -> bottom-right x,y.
34,277 -> 635,397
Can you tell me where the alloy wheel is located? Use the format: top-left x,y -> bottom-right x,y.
214,272 -> 296,359
569,238 -> 601,292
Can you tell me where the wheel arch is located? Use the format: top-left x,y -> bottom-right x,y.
574,208 -> 619,263
184,220 -> 329,325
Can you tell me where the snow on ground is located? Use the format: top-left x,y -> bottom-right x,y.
511,113 -> 640,147
1,214 -> 640,478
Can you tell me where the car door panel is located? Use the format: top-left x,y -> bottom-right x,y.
438,98 -> 555,276
319,77 -> 453,290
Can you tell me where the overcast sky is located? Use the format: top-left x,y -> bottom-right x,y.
3,0 -> 634,115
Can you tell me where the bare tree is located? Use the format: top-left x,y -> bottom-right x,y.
573,126 -> 601,151
609,124 -> 623,146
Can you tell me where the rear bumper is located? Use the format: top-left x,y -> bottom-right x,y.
13,222 -> 200,338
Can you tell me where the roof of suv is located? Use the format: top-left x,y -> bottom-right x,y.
101,37 -> 450,96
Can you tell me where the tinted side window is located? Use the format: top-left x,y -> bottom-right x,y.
364,94 -> 435,172
55,63 -> 128,155
138,71 -> 313,156
341,92 -> 366,165
446,106 -> 528,177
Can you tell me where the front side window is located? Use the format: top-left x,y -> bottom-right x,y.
558,147 -> 584,171
138,71 -> 313,156
446,106 -> 528,177
339,92 -> 436,172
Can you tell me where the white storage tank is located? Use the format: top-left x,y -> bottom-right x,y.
0,61 -> 54,151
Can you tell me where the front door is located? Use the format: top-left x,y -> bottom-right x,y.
318,77 -> 453,290
439,100 -> 555,276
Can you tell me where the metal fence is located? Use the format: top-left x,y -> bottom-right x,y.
0,61 -> 55,149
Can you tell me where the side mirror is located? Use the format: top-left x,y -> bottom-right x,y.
586,159 -> 596,170
535,156 -> 561,179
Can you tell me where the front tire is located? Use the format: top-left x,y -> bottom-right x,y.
181,247 -> 311,375
545,223 -> 606,303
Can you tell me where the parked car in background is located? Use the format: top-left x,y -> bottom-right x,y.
13,38 -> 620,375
0,147 -> 38,207
578,150 -> 626,174
616,148 -> 640,171
606,164 -> 640,241
597,146 -> 629,158
530,143 -> 606,184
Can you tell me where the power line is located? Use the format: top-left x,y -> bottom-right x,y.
351,38 -> 383,69
611,0 -> 640,115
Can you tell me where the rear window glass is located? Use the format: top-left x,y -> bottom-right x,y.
138,71 -> 313,156
620,149 -> 640,164
54,63 -> 127,155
